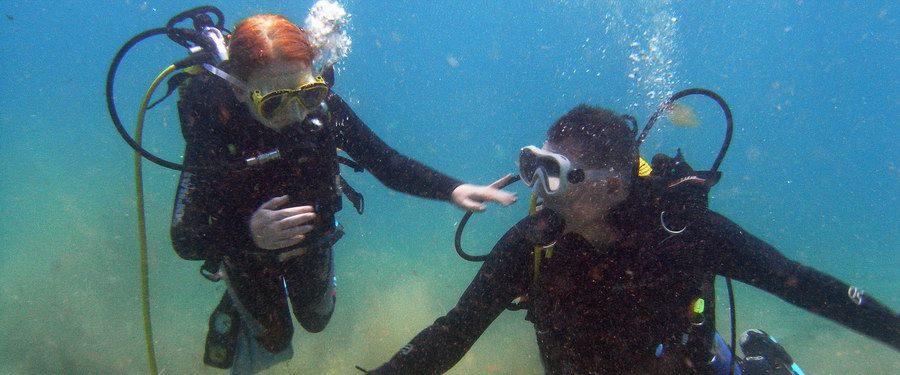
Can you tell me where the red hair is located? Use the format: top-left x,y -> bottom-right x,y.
226,14 -> 315,80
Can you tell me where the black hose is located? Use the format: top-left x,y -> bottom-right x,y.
636,88 -> 734,174
455,211 -> 487,261
454,174 -> 521,262
106,28 -> 190,171
107,6 -> 229,173
726,277 -> 737,375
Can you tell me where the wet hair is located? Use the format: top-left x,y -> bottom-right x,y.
225,14 -> 315,80
546,105 -> 638,174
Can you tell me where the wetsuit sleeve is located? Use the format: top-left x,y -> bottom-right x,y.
368,221 -> 533,374
327,94 -> 463,201
708,211 -> 900,350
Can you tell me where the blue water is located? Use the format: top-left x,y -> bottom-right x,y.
0,1 -> 897,373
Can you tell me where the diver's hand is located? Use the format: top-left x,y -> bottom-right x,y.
451,179 -> 517,212
249,195 -> 317,250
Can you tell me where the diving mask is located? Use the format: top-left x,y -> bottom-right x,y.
251,76 -> 329,120
202,63 -> 329,120
518,145 -> 618,196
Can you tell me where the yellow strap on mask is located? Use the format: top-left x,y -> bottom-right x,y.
530,193 -> 554,285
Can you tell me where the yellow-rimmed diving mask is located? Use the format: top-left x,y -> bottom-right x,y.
251,76 -> 329,120
202,63 -> 329,120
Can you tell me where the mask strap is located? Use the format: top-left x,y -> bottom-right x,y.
202,63 -> 249,92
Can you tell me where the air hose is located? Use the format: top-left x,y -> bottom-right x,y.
133,64 -> 177,375
637,88 -> 733,174
454,174 -> 521,261
106,7 -> 227,374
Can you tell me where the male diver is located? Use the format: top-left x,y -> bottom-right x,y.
363,105 -> 899,374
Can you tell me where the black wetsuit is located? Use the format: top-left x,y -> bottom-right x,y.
170,73 -> 462,353
371,208 -> 900,374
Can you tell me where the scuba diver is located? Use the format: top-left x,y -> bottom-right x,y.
165,11 -> 516,374
361,104 -> 900,374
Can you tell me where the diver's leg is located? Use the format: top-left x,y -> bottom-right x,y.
284,246 -> 336,333
223,257 -> 295,373
230,313 -> 294,375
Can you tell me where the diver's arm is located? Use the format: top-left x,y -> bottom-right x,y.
709,212 -> 900,350
367,221 -> 532,374
327,94 -> 462,200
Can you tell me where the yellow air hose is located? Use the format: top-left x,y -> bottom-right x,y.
134,64 -> 177,375
529,193 -> 553,284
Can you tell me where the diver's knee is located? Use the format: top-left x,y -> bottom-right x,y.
296,295 -> 335,333
297,310 -> 333,333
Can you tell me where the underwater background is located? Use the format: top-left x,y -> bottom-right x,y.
0,0 -> 897,373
